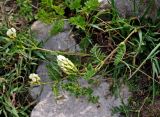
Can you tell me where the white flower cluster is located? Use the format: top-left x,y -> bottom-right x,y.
6,27 -> 16,39
29,73 -> 41,85
57,55 -> 78,75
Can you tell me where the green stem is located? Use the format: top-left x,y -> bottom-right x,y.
33,47 -> 90,57
129,42 -> 160,79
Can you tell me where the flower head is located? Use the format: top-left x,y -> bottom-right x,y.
29,73 -> 41,85
98,0 -> 103,2
57,55 -> 78,75
6,27 -> 16,39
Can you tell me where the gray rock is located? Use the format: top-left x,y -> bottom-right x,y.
31,77 -> 131,117
31,21 -> 71,40
31,21 -> 52,42
99,0 -> 160,19
31,21 -> 78,51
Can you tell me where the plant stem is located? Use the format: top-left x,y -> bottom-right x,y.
95,28 -> 138,71
129,42 -> 160,79
34,47 -> 90,57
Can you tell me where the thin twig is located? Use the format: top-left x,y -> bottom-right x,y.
129,65 -> 160,85
95,28 -> 137,71
137,96 -> 148,117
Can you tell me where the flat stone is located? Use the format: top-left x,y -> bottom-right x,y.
31,21 -> 71,42
31,77 -> 131,117
99,0 -> 160,19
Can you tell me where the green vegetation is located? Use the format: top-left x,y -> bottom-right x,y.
0,0 -> 160,116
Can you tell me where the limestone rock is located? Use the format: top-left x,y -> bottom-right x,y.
31,78 -> 131,117
99,0 -> 160,20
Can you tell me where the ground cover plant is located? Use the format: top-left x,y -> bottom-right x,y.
0,0 -> 160,116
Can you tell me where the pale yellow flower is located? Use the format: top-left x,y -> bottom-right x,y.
29,73 -> 41,85
6,27 -> 16,39
57,55 -> 78,75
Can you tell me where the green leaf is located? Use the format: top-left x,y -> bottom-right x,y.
81,0 -> 99,14
84,64 -> 96,80
52,81 -> 59,96
114,42 -> 126,65
41,0 -> 53,8
52,5 -> 64,16
151,57 -> 160,76
50,19 -> 64,35
79,36 -> 92,51
65,0 -> 81,10
136,29 -> 143,53
90,45 -> 105,64
36,9 -> 56,23
69,15 -> 86,30
47,61 -> 62,81
34,51 -> 46,60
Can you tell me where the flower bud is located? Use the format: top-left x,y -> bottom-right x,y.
57,55 -> 78,75
6,27 -> 16,39
29,73 -> 41,85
